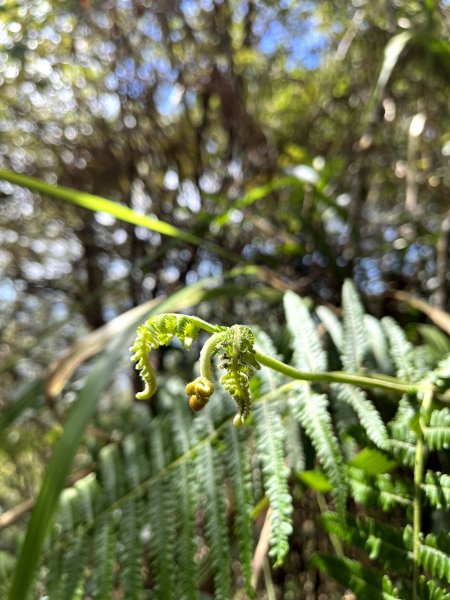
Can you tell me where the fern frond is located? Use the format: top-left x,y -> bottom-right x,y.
424,408 -> 450,450
333,384 -> 389,449
427,353 -> 450,388
283,290 -> 327,372
120,436 -> 144,600
224,425 -> 254,599
417,576 -> 450,600
48,488 -> 88,600
382,316 -> 416,380
148,425 -> 177,599
284,416 -> 305,472
422,471 -> 450,509
364,314 -> 393,373
92,517 -> 115,600
419,535 -> 450,584
59,535 -> 88,600
169,402 -> 199,599
347,466 -> 412,510
312,554 -> 402,599
199,442 -> 232,600
320,512 -> 409,570
253,329 -> 285,396
45,538 -> 64,599
389,421 -> 416,467
130,314 -> 210,400
289,386 -> 346,514
253,400 -> 293,565
174,462 -> 198,600
316,305 -> 343,351
342,279 -> 369,372
404,526 -> 450,584
218,325 -> 260,426
99,443 -> 124,504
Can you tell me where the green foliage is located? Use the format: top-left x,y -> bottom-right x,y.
342,279 -> 369,372
2,2 -> 450,598
218,325 -> 261,426
5,281 -> 450,599
424,408 -> 450,450
333,384 -> 389,450
289,386 -> 347,515
130,313 -> 211,400
253,399 -> 293,566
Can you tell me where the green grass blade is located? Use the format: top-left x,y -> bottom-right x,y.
7,330 -> 129,600
0,168 -> 239,262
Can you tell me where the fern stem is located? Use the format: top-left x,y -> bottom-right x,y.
199,331 -> 227,380
254,351 -> 424,394
412,384 -> 434,600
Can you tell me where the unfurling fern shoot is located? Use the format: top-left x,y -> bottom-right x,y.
130,315 -> 261,425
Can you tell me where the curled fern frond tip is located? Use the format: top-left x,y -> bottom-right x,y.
218,324 -> 260,425
186,376 -> 215,412
131,313 -> 205,401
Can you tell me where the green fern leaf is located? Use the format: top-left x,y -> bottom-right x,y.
347,467 -> 412,511
119,498 -> 143,600
283,290 -> 327,372
419,536 -> 450,584
70,474 -> 96,526
320,512 -> 410,571
171,403 -> 198,600
99,444 -> 123,504
404,526 -> 450,584
334,384 -> 389,449
342,279 -> 369,372
218,325 -> 260,425
149,425 -> 177,600
364,314 -> 393,373
253,329 -> 285,396
312,554 -> 402,599
45,537 -> 64,598
389,421 -> 416,467
418,576 -> 450,600
199,442 -> 232,600
253,400 -> 293,565
130,314 -> 210,400
420,533 -> 450,584
422,471 -> 450,509
120,436 -> 145,599
316,305 -> 343,351
382,317 -> 416,380
92,517 -> 116,600
224,425 -> 254,599
424,408 -> 450,450
289,386 -> 346,514
61,536 -> 88,600
427,353 -> 450,388
284,416 -> 305,473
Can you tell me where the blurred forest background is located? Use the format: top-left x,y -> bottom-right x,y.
1,0 -> 450,598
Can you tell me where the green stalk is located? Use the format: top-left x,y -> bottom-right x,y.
412,384 -> 434,600
199,331 -> 227,380
254,351 -> 424,395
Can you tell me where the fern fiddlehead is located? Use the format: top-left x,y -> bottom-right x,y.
130,313 -> 213,400
130,316 -> 260,425
217,325 -> 261,427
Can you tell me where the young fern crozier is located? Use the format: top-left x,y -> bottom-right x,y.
217,326 -> 261,427
130,315 -> 261,425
